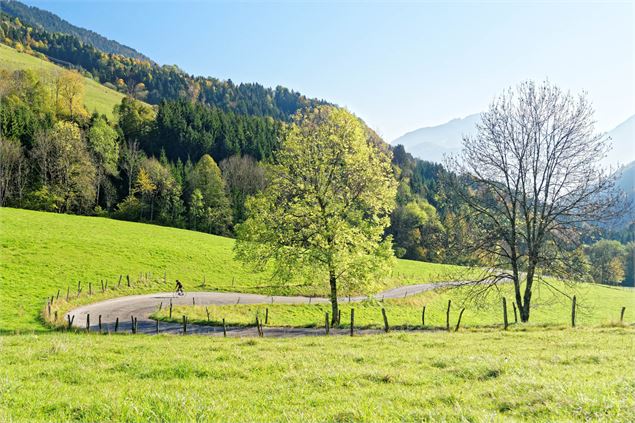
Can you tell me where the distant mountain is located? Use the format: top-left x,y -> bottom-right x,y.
393,113 -> 635,168
0,0 -> 150,61
604,115 -> 635,169
391,113 -> 481,164
616,161 -> 635,206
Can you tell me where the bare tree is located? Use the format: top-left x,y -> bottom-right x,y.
0,137 -> 25,206
446,81 -> 627,322
120,139 -> 144,196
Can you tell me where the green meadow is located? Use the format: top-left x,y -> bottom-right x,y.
0,207 -> 462,332
0,328 -> 633,422
1,207 -> 634,422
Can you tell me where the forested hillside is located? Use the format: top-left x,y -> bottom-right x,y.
0,0 -> 149,60
0,11 -> 328,118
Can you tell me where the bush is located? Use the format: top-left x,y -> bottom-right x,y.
112,195 -> 142,221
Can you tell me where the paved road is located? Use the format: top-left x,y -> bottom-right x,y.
66,281 -> 466,337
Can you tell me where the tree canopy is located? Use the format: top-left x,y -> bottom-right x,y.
235,106 -> 397,324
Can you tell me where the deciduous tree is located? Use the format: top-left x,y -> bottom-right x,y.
235,106 -> 397,325
446,81 -> 626,322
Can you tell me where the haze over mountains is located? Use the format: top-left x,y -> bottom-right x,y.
392,113 -> 635,170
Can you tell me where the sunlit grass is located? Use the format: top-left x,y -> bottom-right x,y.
0,327 -> 632,422
154,280 -> 634,330
0,207 -> 463,332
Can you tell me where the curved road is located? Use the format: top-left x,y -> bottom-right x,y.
66,281 -> 467,337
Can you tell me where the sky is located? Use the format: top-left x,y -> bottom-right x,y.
21,0 -> 635,141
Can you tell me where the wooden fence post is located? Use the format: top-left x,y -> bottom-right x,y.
502,297 -> 508,330
67,315 -> 72,330
265,308 -> 269,325
156,319 -> 159,334
183,315 -> 187,334
325,312 -> 330,335
89,282 -> 92,295
86,314 -> 90,332
455,308 -> 465,332
114,317 -> 119,333
169,302 -> 173,319
620,306 -> 626,323
381,308 -> 389,333
56,289 -> 60,300
98,315 -> 102,333
350,308 -> 355,337
118,275 -> 122,288
446,300 -> 451,331
206,307 -> 210,322
223,318 -> 227,337
512,302 -> 518,323
127,274 -> 130,287
131,316 -> 135,334
571,295 -> 577,327
192,297 -> 195,306
421,306 -> 426,326
54,310 -> 58,322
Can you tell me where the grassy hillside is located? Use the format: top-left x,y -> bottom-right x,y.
0,208 -> 461,332
0,44 -> 130,118
0,328 -> 632,421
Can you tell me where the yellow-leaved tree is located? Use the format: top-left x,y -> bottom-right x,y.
235,106 -> 397,325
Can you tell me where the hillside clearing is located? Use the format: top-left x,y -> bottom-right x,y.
0,44 -> 136,119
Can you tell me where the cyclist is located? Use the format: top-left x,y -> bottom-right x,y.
175,279 -> 184,296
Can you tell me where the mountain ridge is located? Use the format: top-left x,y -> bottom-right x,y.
0,0 -> 150,61
394,113 -> 635,168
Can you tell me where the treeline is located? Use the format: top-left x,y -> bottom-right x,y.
0,68 -> 271,234
0,13 -> 327,119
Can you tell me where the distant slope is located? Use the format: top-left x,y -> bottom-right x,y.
0,43 -> 130,118
394,113 -> 635,168
391,114 -> 481,163
0,0 -> 149,61
605,115 -> 635,168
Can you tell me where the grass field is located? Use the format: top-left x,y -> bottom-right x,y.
154,280 -> 634,330
0,208 -> 463,332
0,44 -> 134,119
1,207 -> 634,422
0,328 -> 633,422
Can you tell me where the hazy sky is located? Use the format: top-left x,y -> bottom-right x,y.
22,0 -> 634,140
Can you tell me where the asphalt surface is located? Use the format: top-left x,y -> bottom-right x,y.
65,281 -> 466,337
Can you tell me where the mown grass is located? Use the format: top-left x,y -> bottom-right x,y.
0,207 -> 463,332
155,280 -> 635,329
0,44 -> 137,118
0,327 -> 633,422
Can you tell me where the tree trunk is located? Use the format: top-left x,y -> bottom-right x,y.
329,270 -> 339,327
520,265 -> 535,322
